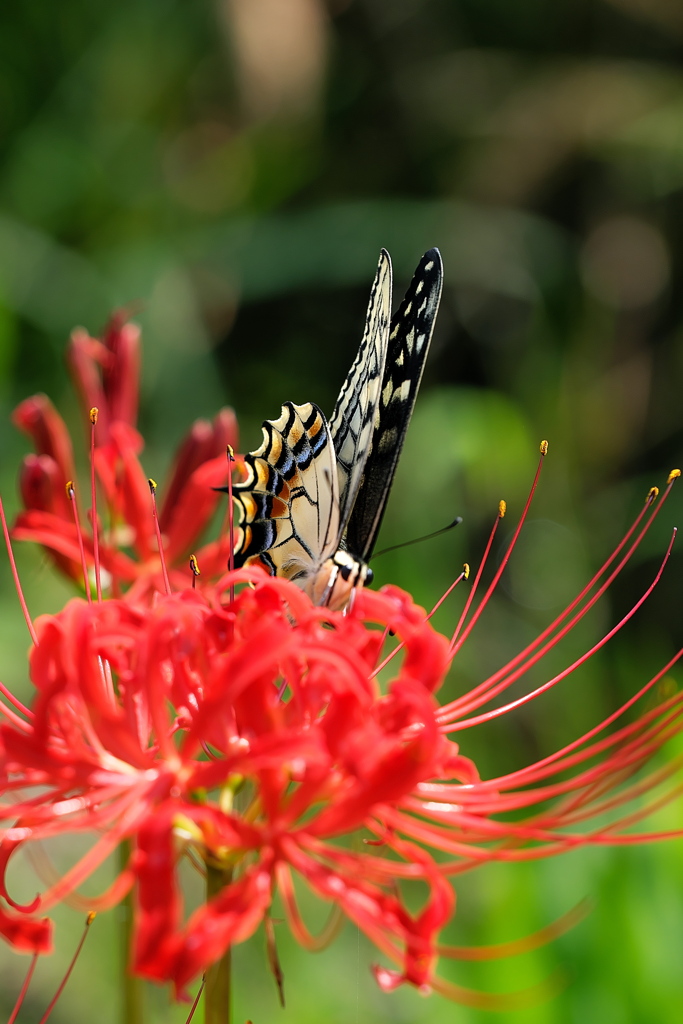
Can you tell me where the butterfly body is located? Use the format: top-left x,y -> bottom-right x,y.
228,248 -> 443,607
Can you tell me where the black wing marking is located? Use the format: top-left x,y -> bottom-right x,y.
343,247 -> 443,562
328,249 -> 392,543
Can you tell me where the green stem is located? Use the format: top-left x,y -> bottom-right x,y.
119,840 -> 144,1024
205,863 -> 233,1024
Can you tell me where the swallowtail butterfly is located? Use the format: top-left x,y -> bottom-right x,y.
226,248 -> 443,608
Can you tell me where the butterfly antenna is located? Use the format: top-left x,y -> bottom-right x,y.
372,516 -> 462,559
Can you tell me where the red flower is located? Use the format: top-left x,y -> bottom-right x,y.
1,528 -> 682,1001
12,314 -> 238,599
0,570 -> 466,996
3,315 -> 683,1009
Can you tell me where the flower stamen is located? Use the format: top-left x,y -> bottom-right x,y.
451,440 -> 548,655
438,898 -> 589,960
443,526 -> 678,730
67,481 -> 92,604
184,977 -> 205,1023
450,500 -> 506,651
477,648 -> 683,795
440,471 -> 680,723
372,565 -> 469,678
0,679 -> 34,726
89,408 -> 103,602
7,951 -> 39,1024
190,553 -> 201,590
0,494 -> 38,647
148,479 -> 172,596
37,912 -> 96,1024
275,862 -> 344,952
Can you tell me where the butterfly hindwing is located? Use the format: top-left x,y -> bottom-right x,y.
342,247 -> 443,561
232,402 -> 340,583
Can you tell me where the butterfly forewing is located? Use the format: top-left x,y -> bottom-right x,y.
328,249 -> 392,542
343,248 -> 443,561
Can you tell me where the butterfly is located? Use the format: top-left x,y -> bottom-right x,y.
225,248 -> 443,608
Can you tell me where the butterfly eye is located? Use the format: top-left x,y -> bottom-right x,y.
365,567 -> 374,585
340,563 -> 353,581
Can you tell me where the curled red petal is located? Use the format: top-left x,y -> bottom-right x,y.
0,833 -> 42,913
132,809 -> 183,981
159,418 -> 215,533
12,501 -> 83,583
0,904 -> 53,954
12,394 -> 75,485
163,456 -> 234,563
133,803 -> 271,994
18,454 -> 69,519
102,315 -> 140,429
96,422 -> 153,560
11,510 -> 139,587
67,315 -> 141,443
168,858 -> 273,995
159,407 -> 238,535
212,406 -> 239,455
67,329 -> 110,440
357,586 -> 451,693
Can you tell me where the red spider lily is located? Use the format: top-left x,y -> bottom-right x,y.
0,570 -> 462,998
3,316 -> 683,1010
1,464 -> 682,1007
11,313 -> 238,600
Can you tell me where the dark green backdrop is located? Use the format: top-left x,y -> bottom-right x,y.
1,1 -> 682,1021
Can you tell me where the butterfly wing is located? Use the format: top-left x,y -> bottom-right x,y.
230,250 -> 393,585
227,247 -> 439,603
328,249 -> 392,543
231,402 -> 341,584
341,247 -> 443,562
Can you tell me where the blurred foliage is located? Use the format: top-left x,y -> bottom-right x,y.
1,0 -> 683,1021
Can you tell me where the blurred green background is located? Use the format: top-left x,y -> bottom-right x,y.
1,0 -> 683,1021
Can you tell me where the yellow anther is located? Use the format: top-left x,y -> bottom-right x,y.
148,478 -> 157,493
171,813 -> 205,843
498,500 -> 507,518
89,407 -> 98,424
66,480 -> 75,498
189,554 -> 201,577
657,676 -> 678,701
86,912 -> 96,925
647,486 -> 659,505
463,563 -> 470,580
668,469 -> 681,485
227,444 -> 235,462
540,439 -> 549,455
